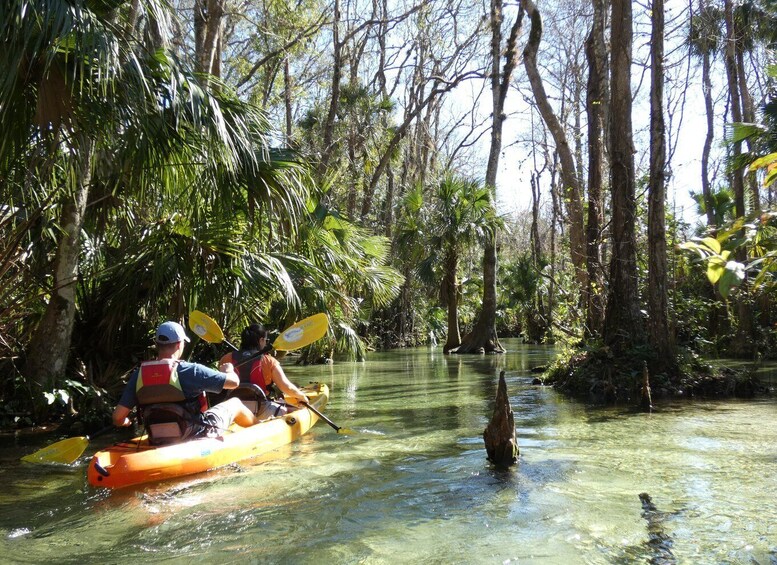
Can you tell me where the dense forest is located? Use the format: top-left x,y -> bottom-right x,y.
1,0 -> 775,428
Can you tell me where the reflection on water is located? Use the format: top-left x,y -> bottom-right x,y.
2,340 -> 776,564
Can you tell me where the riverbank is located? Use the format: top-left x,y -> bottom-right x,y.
542,346 -> 771,405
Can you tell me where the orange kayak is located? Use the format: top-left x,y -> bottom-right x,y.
87,382 -> 328,489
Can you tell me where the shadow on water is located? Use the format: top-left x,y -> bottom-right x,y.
0,451 -> 93,512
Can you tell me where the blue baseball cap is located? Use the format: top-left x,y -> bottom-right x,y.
155,321 -> 191,344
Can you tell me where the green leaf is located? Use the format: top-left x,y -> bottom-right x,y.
765,168 -> 777,188
323,215 -> 345,230
706,255 -> 726,284
679,241 -> 709,260
718,271 -> 734,298
701,237 -> 721,254
727,122 -> 766,144
63,379 -> 88,393
748,152 -> 777,172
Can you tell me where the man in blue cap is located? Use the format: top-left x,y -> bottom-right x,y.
112,321 -> 259,444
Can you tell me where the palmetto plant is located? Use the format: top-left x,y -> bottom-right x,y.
276,192 -> 404,360
0,0 -> 311,416
412,173 -> 499,353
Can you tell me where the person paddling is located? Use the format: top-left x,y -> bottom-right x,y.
112,321 -> 260,444
219,323 -> 309,420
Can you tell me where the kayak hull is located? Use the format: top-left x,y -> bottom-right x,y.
87,382 -> 328,489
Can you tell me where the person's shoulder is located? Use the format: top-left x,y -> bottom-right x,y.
218,351 -> 233,365
263,354 -> 280,367
178,361 -> 218,374
125,366 -> 140,383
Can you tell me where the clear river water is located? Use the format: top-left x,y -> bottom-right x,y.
1,340 -> 776,564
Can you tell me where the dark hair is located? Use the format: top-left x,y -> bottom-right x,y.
240,323 -> 267,350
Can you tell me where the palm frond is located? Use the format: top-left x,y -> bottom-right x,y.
334,320 -> 366,361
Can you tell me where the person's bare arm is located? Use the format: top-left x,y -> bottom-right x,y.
112,405 -> 132,427
270,363 -> 309,403
218,362 -> 241,389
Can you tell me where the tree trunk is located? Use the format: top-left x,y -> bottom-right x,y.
194,0 -> 224,77
723,0 -> 745,219
284,58 -> 293,145
647,0 -> 674,366
382,166 -> 395,238
584,0 -> 607,339
396,264 -> 414,346
25,135 -> 93,417
347,129 -> 358,218
124,0 -> 140,40
454,0 -> 522,354
548,153 -> 560,339
603,0 -> 644,353
530,171 -> 542,266
443,250 -> 461,353
724,0 -> 754,356
700,7 -> 716,229
530,170 -> 549,341
376,0 -> 393,237
318,0 -> 342,176
463,237 -> 500,353
521,0 -> 586,296
736,38 -> 759,212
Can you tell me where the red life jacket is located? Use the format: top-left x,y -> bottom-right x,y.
231,350 -> 269,395
135,359 -> 207,414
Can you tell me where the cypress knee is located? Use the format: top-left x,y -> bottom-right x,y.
641,362 -> 653,412
483,370 -> 518,466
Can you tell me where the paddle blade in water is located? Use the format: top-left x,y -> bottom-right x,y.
274,313 -> 329,351
21,436 -> 89,465
188,310 -> 225,344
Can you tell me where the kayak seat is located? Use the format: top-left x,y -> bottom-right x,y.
226,384 -> 268,416
141,403 -> 191,445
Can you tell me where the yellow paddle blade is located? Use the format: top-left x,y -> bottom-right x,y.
189,310 -> 225,344
21,436 -> 89,465
274,313 -> 329,351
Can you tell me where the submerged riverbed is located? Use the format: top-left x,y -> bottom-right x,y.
2,341 -> 776,563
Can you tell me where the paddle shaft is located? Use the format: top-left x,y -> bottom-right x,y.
193,312 -> 342,431
88,424 -> 116,440
301,401 -> 345,433
228,345 -> 273,369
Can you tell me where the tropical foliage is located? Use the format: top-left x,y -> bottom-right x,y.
412,174 -> 499,352
2,0 -> 777,426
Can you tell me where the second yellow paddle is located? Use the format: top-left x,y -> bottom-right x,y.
189,311 -> 352,434
21,425 -> 114,466
188,311 -> 329,352
189,310 -> 238,350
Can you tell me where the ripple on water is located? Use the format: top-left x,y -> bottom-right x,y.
2,346 -> 776,564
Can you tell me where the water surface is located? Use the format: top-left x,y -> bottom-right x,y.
2,341 -> 775,564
